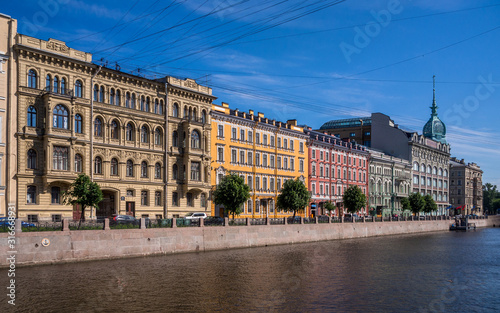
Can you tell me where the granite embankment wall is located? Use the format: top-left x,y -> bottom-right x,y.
2,216 -> 499,267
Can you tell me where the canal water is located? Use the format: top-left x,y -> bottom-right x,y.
5,228 -> 500,312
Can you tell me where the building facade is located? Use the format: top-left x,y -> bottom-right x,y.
449,157 -> 483,215
305,128 -> 369,217
367,148 -> 411,217
12,31 -> 214,221
211,103 -> 308,218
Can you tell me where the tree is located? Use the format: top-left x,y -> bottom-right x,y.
423,194 -> 438,215
401,197 -> 411,215
408,192 -> 425,215
342,185 -> 367,214
62,174 -> 103,229
276,178 -> 310,221
324,201 -> 337,216
483,183 -> 498,214
492,199 -> 500,213
213,173 -> 250,219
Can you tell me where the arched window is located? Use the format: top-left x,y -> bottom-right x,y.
438,168 -> 443,176
141,161 -> 148,178
154,99 -> 159,114
126,123 -> 134,141
154,128 -> 162,145
94,156 -> 102,174
75,154 -> 83,172
191,130 -> 200,149
74,114 -> 83,133
172,164 -> 178,180
427,165 -> 432,174
60,77 -> 66,94
27,186 -> 36,204
53,76 -> 59,93
140,96 -> 145,111
53,105 -> 69,129
27,106 -> 37,127
173,103 -> 179,117
172,131 -> 178,147
74,80 -> 83,98
155,163 -> 161,179
46,74 -> 51,91
159,100 -> 164,115
111,120 -> 119,139
141,125 -> 149,143
99,86 -> 105,102
420,163 -> 425,173
131,93 -> 136,109
201,110 -> 207,124
126,92 -> 131,108
200,193 -> 207,208
413,162 -> 419,171
444,169 -> 448,177
126,160 -> 134,177
433,166 -> 437,175
116,89 -> 121,106
110,158 -> 118,176
93,84 -> 99,101
110,88 -> 115,105
184,106 -> 188,118
28,69 -> 37,88
146,97 -> 150,112
27,149 -> 37,169
94,118 -> 103,137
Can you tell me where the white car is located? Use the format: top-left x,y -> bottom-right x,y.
185,212 -> 207,220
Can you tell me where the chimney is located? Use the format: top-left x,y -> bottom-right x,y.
234,108 -> 239,116
287,119 -> 297,126
222,102 -> 229,108
249,109 -> 254,115
242,112 -> 246,118
258,112 -> 264,118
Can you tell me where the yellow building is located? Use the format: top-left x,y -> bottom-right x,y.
211,103 -> 308,218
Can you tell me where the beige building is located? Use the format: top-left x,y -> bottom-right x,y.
449,157 -> 483,215
6,16 -> 214,221
0,14 -> 17,217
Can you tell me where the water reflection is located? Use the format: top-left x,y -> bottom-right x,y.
7,228 -> 500,312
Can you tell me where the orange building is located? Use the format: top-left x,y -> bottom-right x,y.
211,103 -> 308,218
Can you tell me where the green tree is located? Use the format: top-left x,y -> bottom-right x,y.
423,194 -> 438,215
401,197 -> 411,215
342,185 -> 367,214
492,198 -> 500,213
408,192 -> 425,216
483,183 -> 498,214
62,174 -> 103,229
213,173 -> 250,219
276,178 -> 310,222
324,202 -> 337,216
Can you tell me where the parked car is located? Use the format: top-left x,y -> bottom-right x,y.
185,212 -> 208,220
110,215 -> 139,225
0,217 -> 36,227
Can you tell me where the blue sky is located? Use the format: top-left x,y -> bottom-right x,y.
4,0 -> 500,186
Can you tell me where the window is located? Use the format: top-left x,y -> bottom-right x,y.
115,90 -> 120,105
290,140 -> 294,151
141,161 -> 148,178
172,192 -> 179,206
263,134 -> 268,145
191,162 -> 200,181
300,142 -> 304,152
263,154 -> 267,167
99,86 -> 105,102
187,193 -> 194,207
110,88 -> 115,105
94,156 -> 102,174
28,69 -> 37,88
248,131 -> 253,143
28,106 -> 37,127
51,187 -> 61,204
218,125 -> 224,137
247,200 -> 253,213
155,163 -> 161,179
127,189 -> 134,197
217,147 -> 224,161
141,191 -> 148,206
248,176 -> 253,190
312,150 -> 316,158
263,177 -> 267,190
27,186 -> 36,204
154,99 -> 159,114
232,127 -> 237,139
53,105 -> 69,129
126,123 -> 134,141
141,126 -> 149,143
111,120 -> 119,139
172,164 -> 178,180
256,177 -> 260,190
191,130 -> 200,148
291,158 -> 295,171
413,162 -> 419,171
53,146 -> 68,170
172,131 -> 178,147
240,129 -> 245,141
231,150 -> 237,163
93,84 -> 98,101
155,128 -> 162,145
27,149 -> 37,169
444,170 -> 448,177
140,96 -> 145,111
126,92 -> 131,108
270,178 -> 275,191
270,155 -> 275,168
248,152 -> 253,165
146,97 -> 150,112
46,74 -> 52,91
75,154 -> 83,172
110,158 -> 118,176
284,139 -> 288,149
200,193 -> 207,208
256,153 -> 260,166
240,151 -> 245,164
94,118 -> 103,137
256,133 -> 260,144
74,114 -> 82,133
155,191 -> 162,206
300,160 -> 304,172
53,76 -> 59,93
131,93 -> 136,109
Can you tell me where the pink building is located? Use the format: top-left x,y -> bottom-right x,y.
305,128 -> 369,217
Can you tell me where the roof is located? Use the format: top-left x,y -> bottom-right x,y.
319,117 -> 371,130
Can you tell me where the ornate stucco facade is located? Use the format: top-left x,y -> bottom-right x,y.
449,157 -> 483,215
11,30 -> 214,221
210,103 -> 308,218
367,148 -> 411,217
